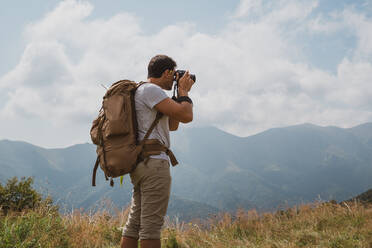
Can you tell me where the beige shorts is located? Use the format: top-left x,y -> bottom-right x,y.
122,158 -> 171,240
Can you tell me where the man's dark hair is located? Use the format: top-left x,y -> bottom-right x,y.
147,55 -> 177,78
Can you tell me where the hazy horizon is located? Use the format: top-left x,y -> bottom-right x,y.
1,121 -> 371,149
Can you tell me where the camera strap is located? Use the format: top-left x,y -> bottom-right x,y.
172,81 -> 178,99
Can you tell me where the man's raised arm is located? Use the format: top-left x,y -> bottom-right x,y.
155,71 -> 194,127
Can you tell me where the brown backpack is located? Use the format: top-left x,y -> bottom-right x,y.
90,80 -> 178,187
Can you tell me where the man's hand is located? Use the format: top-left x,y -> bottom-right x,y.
155,70 -> 194,124
177,71 -> 194,96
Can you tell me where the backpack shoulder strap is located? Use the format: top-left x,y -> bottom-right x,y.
136,81 -> 164,143
136,81 -> 148,90
141,111 -> 163,143
92,156 -> 99,186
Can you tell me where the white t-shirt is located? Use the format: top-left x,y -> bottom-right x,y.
135,83 -> 170,161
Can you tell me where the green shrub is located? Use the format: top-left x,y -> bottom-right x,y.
0,177 -> 42,215
0,177 -> 68,247
0,204 -> 69,247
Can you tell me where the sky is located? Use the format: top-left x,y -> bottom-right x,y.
0,0 -> 372,148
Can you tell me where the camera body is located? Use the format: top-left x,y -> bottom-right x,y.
174,70 -> 196,83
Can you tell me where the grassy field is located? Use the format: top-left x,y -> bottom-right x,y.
1,201 -> 372,247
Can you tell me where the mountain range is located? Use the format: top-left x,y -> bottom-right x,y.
1,122 -> 372,220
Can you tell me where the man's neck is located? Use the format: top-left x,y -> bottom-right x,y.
148,78 -> 163,89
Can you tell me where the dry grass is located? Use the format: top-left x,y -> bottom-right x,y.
2,201 -> 372,247
161,201 -> 372,248
62,201 -> 130,248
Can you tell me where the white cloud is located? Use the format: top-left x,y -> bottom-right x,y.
307,14 -> 344,34
342,9 -> 372,60
0,0 -> 372,147
233,0 -> 318,23
233,0 -> 263,18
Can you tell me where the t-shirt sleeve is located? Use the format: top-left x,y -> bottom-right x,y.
142,84 -> 169,109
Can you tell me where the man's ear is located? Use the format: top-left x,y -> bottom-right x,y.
161,69 -> 169,78
161,69 -> 173,79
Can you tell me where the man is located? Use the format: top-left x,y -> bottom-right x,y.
121,55 -> 194,248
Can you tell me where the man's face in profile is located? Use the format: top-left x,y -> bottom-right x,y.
164,69 -> 175,91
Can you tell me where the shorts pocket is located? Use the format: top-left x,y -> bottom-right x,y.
152,160 -> 169,170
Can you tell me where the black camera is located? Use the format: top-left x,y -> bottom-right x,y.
174,70 -> 196,83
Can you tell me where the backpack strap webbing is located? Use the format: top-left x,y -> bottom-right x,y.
137,81 -> 148,88
166,148 -> 178,166
135,81 -> 162,143
139,112 -> 179,167
141,140 -> 178,166
141,111 -> 164,142
92,156 -> 99,186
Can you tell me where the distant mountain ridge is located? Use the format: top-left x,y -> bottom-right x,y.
0,139 -> 220,220
170,122 -> 372,210
346,188 -> 372,204
1,122 -> 372,219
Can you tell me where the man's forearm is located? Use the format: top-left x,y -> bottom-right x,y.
169,118 -> 179,131
177,88 -> 193,122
